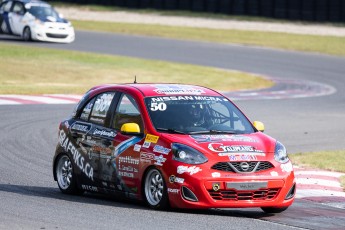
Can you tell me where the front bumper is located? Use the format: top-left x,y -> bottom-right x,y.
167,167 -> 295,209
31,24 -> 75,43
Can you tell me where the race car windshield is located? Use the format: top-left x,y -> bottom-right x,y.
145,96 -> 255,134
28,6 -> 59,19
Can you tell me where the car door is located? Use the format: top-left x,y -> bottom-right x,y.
9,1 -> 25,35
101,93 -> 145,195
69,91 -> 116,190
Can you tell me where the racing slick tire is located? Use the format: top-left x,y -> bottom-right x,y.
143,168 -> 169,210
22,27 -> 31,41
261,206 -> 289,213
55,153 -> 83,195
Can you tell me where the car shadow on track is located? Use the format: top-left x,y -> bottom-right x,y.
0,35 -> 28,42
0,183 -> 273,218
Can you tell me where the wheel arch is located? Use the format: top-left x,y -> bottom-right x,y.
141,165 -> 170,209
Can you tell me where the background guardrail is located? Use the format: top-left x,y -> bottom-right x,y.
51,0 -> 345,22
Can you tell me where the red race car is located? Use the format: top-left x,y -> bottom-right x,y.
53,83 -> 295,213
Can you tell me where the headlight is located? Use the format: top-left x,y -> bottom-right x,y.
274,141 -> 289,163
172,143 -> 208,165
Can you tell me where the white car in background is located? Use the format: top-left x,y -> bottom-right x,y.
0,0 -> 75,43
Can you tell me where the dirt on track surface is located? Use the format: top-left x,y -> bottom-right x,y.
57,6 -> 345,37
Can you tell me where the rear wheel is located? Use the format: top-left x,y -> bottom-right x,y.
22,27 -> 31,41
55,154 -> 82,194
261,206 -> 289,213
143,168 -> 169,209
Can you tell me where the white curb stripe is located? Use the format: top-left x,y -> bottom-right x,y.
295,170 -> 345,177
0,99 -> 21,105
0,95 -> 78,104
296,178 -> 342,188
296,189 -> 345,198
43,94 -> 82,100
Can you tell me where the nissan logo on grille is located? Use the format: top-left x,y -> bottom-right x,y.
240,162 -> 250,171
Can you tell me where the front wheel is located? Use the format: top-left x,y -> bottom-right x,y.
143,168 -> 169,209
22,27 -> 31,41
261,206 -> 289,213
55,154 -> 82,195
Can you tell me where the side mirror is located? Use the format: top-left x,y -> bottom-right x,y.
121,123 -> 141,135
253,121 -> 265,132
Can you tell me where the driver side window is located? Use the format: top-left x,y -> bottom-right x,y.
113,94 -> 143,132
12,2 -> 24,15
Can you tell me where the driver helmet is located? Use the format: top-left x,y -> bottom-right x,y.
188,104 -> 205,126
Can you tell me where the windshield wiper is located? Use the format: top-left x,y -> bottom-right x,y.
156,128 -> 187,134
188,130 -> 237,135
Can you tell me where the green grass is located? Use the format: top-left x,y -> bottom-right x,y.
289,150 -> 345,190
0,43 -> 272,94
72,20 -> 345,56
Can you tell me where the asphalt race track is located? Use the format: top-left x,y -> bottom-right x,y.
1,31 -> 345,229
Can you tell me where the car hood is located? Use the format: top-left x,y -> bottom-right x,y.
29,13 -> 68,23
161,132 -> 276,160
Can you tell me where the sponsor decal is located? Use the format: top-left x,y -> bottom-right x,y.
229,154 -> 258,161
209,143 -> 263,154
70,121 -> 92,133
154,155 -> 167,166
150,102 -> 167,111
119,156 -> 139,165
93,128 -> 117,139
212,183 -> 220,191
153,145 -> 171,155
169,175 -> 176,183
114,136 -> 142,157
270,171 -> 279,176
81,184 -> 98,192
92,146 -> 112,154
133,144 -> 141,152
281,162 -> 293,173
145,134 -> 159,143
142,141 -> 151,148
177,166 -> 202,175
152,85 -> 205,95
190,134 -> 257,143
169,175 -> 185,184
93,93 -> 114,117
59,130 -> 94,181
118,171 -> 134,178
120,165 -> 138,173
212,172 -> 221,178
107,136 -> 142,194
174,177 -> 184,184
167,188 -> 179,194
140,152 -> 155,163
150,95 -> 224,102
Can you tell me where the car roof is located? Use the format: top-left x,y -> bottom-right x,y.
90,83 -> 222,97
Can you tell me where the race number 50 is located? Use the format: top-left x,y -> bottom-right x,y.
151,103 -> 167,111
